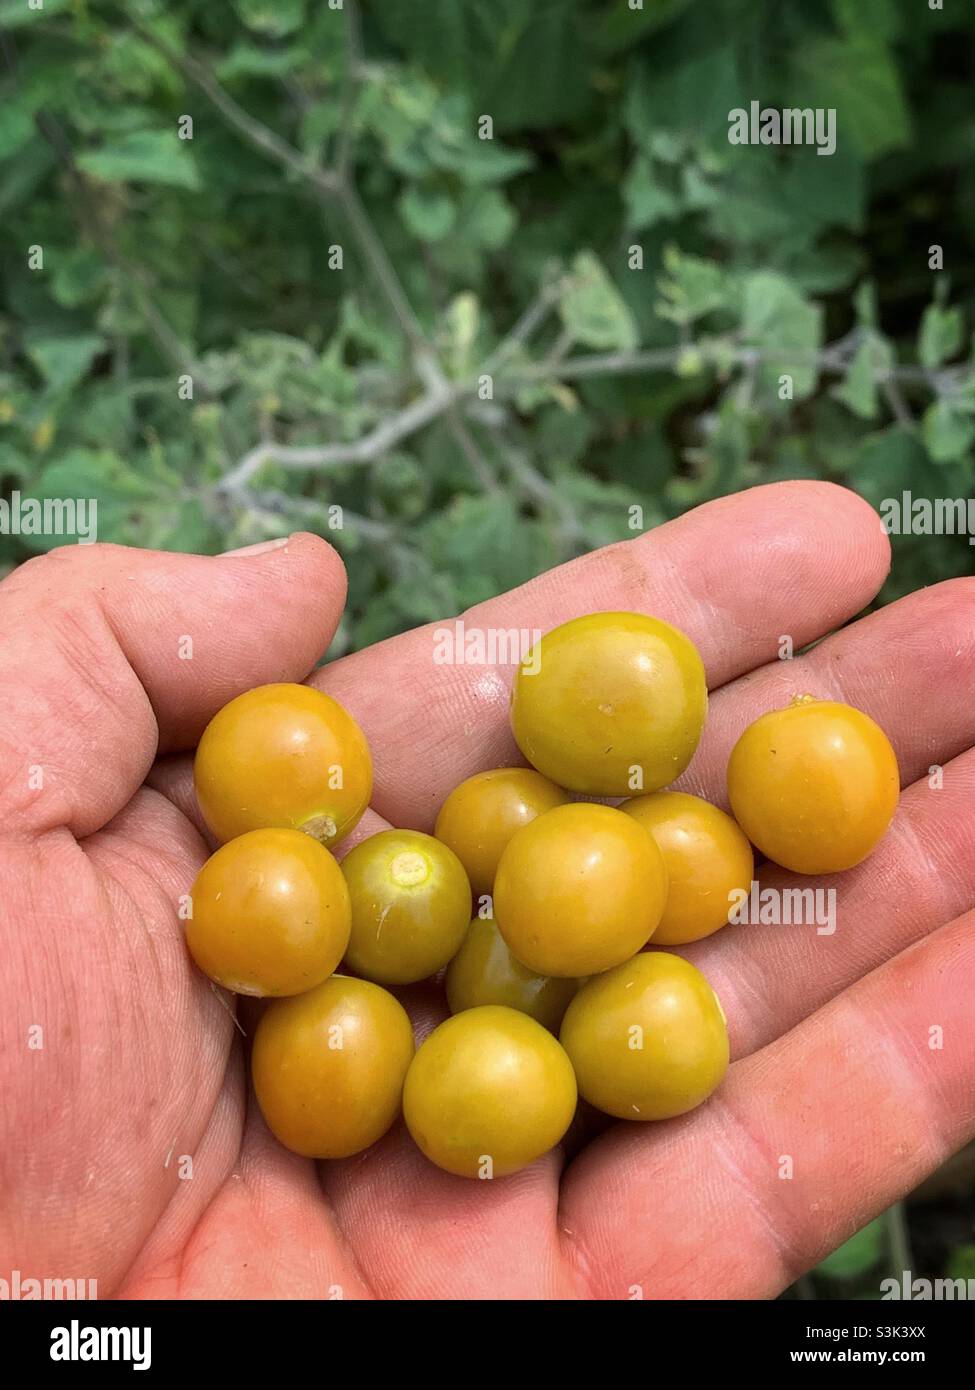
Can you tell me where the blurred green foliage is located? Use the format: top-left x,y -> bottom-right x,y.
790,1200 -> 975,1301
1,0 -> 973,658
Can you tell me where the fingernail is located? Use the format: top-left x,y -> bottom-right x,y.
218,536 -> 292,557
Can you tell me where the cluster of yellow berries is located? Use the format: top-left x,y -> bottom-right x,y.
186,612 -> 899,1178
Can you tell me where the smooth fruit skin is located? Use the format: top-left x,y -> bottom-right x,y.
726,698 -> 900,874
194,682 -> 372,848
252,975 -> 414,1158
187,828 -> 350,996
620,791 -> 754,945
509,611 -> 708,796
445,914 -> 578,1032
403,1005 -> 577,1178
560,953 -> 729,1121
342,830 -> 471,985
493,802 -> 668,977
434,767 -> 569,897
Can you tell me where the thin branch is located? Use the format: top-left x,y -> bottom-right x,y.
131,20 -> 340,197
886,1202 -> 913,1277
501,443 -> 586,549
219,380 -> 457,489
880,373 -> 914,428
245,488 -> 398,543
125,18 -> 958,490
330,179 -> 438,366
220,335 -> 956,486
513,344 -> 958,385
133,20 -> 435,372
444,408 -> 502,495
29,108 -> 210,386
514,347 -> 696,381
482,276 -> 564,375
538,326 -> 575,375
215,484 -> 421,586
135,21 -> 491,491
334,0 -> 364,180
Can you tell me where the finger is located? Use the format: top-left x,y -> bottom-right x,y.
322,1121 -> 573,1299
686,747 -> 975,1060
0,534 -> 345,837
146,754 -> 217,847
663,577 -> 975,1059
315,482 -> 889,827
112,1044 -> 247,1297
124,1084 -> 374,1298
675,576 -> 975,805
0,786 -> 243,1294
320,964 -> 576,1299
561,908 -> 975,1299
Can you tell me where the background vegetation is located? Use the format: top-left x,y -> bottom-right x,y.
1,0 -> 973,1294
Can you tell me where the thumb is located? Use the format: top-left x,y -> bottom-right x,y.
0,533 -> 345,837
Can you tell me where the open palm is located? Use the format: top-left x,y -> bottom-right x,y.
3,480 -> 973,1300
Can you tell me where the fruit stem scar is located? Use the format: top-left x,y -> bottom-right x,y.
390,850 -> 430,887
298,812 -> 337,843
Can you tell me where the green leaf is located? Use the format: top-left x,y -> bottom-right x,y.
142,496 -> 214,554
74,383 -> 135,452
690,399 -> 752,497
372,0 -> 510,94
0,443 -> 30,485
923,399 -> 975,463
817,1217 -> 886,1280
918,304 -> 964,369
649,131 -> 685,164
596,0 -> 695,54
833,334 -> 893,419
371,453 -> 430,522
783,245 -> 864,297
234,0 -> 305,38
444,293 -> 479,350
623,158 -> 680,231
625,43 -> 742,147
483,1 -> 592,131
456,187 -> 516,249
830,0 -> 903,42
216,44 -> 301,81
78,130 -> 201,190
560,252 -> 639,352
419,493 -> 557,610
0,136 -> 57,217
779,145 -> 866,234
847,427 -> 931,509
0,0 -> 71,26
0,104 -> 34,160
25,450 -> 156,553
656,248 -> 730,326
398,186 -> 456,243
96,33 -> 184,102
50,250 -> 108,310
452,139 -> 534,185
853,281 -> 879,329
945,1245 -> 975,1282
681,164 -> 719,212
26,335 -> 104,394
741,273 -> 822,399
374,0 -> 591,130
793,37 -> 910,159
705,158 -> 797,248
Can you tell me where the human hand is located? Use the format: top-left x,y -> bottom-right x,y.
2,480 -> 973,1300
